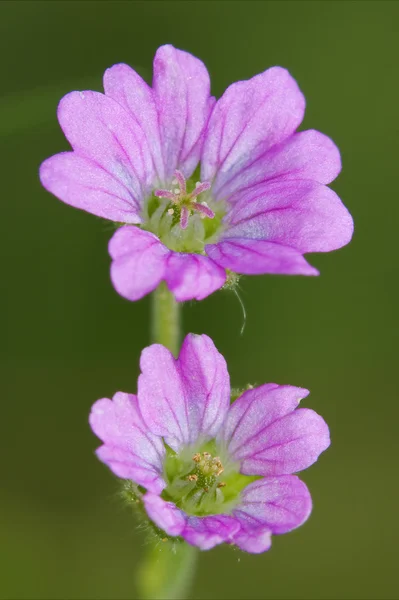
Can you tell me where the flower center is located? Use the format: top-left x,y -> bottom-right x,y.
162,442 -> 259,517
141,168 -> 226,253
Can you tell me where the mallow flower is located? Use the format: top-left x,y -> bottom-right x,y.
89,334 -> 330,552
40,45 -> 353,302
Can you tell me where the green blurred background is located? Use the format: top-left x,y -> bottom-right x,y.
1,1 -> 398,598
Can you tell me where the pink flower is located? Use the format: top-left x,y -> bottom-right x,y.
90,334 -> 330,553
40,45 -> 353,302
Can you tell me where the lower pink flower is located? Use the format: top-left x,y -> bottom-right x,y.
89,334 -> 330,553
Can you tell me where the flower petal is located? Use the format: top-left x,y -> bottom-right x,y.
40,152 -> 141,223
109,226 -> 169,301
165,252 -> 226,301
177,334 -> 230,443
201,67 -> 305,195
235,408 -> 330,477
153,45 -> 212,181
138,334 -> 229,449
225,179 -> 354,253
89,392 -> 165,493
138,342 -> 188,451
57,90 -> 154,205
183,515 -> 240,550
143,493 -> 186,537
232,526 -> 272,554
234,476 -> 312,535
206,238 -> 319,276
213,129 -> 341,200
103,63 -> 165,184
219,384 -> 309,456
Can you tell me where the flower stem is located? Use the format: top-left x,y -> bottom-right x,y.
151,281 -> 181,355
137,540 -> 197,600
137,283 -> 197,599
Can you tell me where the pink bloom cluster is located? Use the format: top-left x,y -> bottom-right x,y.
90,334 -> 330,553
40,45 -> 353,302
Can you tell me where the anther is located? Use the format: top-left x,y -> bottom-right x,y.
217,482 -> 226,488
192,453 -> 201,463
187,474 -> 198,482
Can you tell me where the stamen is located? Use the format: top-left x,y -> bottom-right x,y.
192,202 -> 215,220
174,170 -> 187,196
189,181 -> 211,199
154,189 -> 176,201
180,206 -> 190,230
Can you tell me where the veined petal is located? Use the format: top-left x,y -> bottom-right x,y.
138,334 -> 230,449
206,238 -> 319,276
40,152 -> 141,223
201,67 -> 305,194
232,526 -> 272,554
165,252 -> 226,301
225,179 -> 354,253
183,515 -> 240,550
213,129 -> 342,200
138,342 -> 188,451
219,384 -> 309,454
153,45 -> 212,181
57,90 -> 154,204
143,493 -> 186,537
236,408 -> 330,477
109,226 -> 169,301
234,476 -> 312,535
177,334 -> 230,444
89,393 -> 165,493
103,63 -> 165,184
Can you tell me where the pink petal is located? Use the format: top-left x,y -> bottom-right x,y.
213,129 -> 342,200
153,45 -> 213,180
109,226 -> 169,301
232,527 -> 272,554
201,67 -> 305,194
234,476 -> 312,535
57,90 -> 154,202
236,408 -> 330,477
103,63 -> 166,183
225,179 -> 354,253
219,384 -> 309,454
183,515 -> 240,550
138,342 -> 188,451
143,493 -> 186,537
89,393 -> 165,493
137,334 -> 229,449
206,238 -> 319,276
40,152 -> 141,223
177,334 -> 230,443
165,252 -> 226,301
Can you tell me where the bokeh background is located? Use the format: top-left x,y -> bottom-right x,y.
1,1 -> 398,598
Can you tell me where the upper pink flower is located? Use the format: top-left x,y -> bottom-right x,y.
40,45 -> 353,302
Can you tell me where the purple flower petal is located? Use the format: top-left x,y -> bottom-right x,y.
212,129 -> 341,200
234,476 -> 312,535
138,334 -> 229,450
201,67 -> 305,195
103,63 -> 166,184
56,91 -> 156,205
233,407 -> 330,477
177,334 -> 230,443
206,238 -> 319,276
89,392 -> 165,493
165,252 -> 226,301
225,179 -> 354,254
153,45 -> 213,181
143,493 -> 186,537
219,384 -> 309,453
183,515 -> 240,550
40,152 -> 141,223
109,226 -> 169,301
232,526 -> 272,554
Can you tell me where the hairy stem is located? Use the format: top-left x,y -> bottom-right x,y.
137,283 -> 197,599
151,281 -> 181,355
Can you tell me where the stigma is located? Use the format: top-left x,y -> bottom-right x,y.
154,170 -> 215,230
